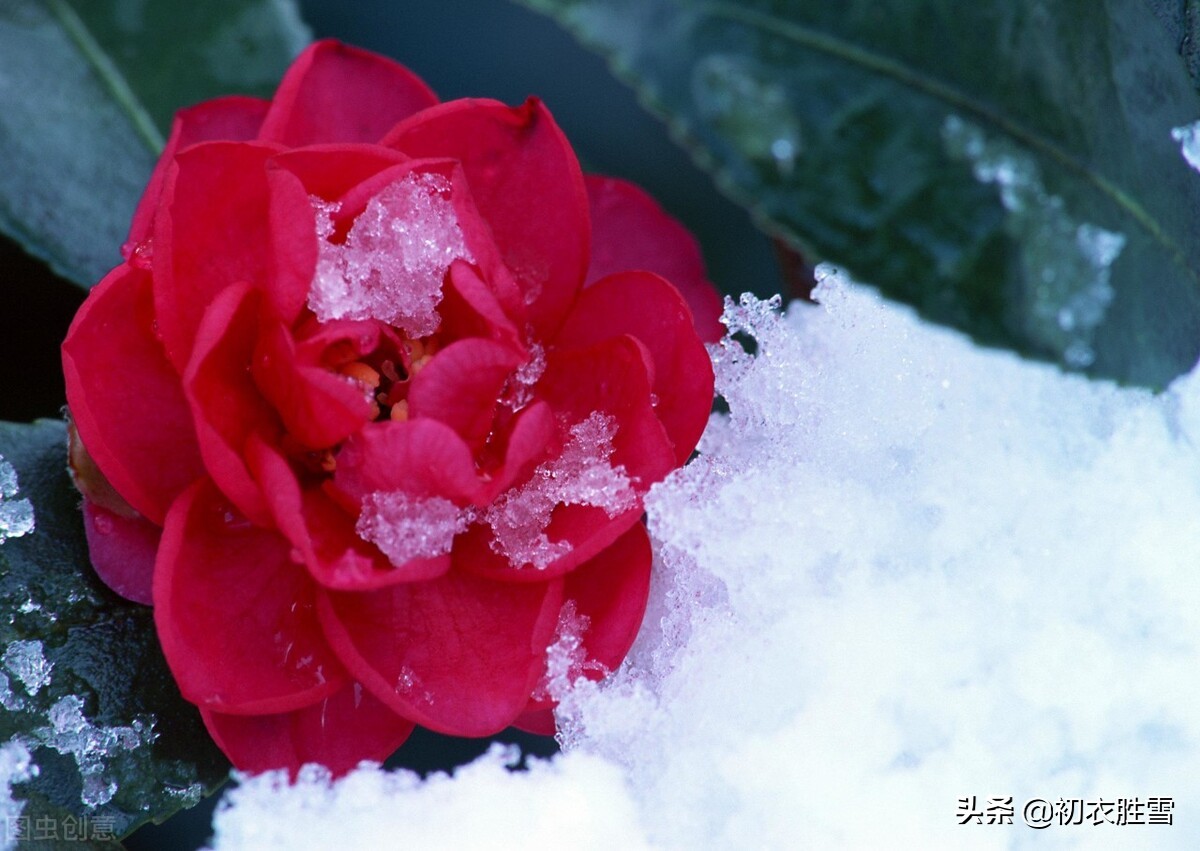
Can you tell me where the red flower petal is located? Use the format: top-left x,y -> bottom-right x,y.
154,480 -> 347,714
265,167 -> 320,326
318,570 -> 564,737
245,436 -> 443,592
153,141 -> 282,372
251,320 -> 370,450
293,318 -> 397,368
514,524 -> 653,724
554,271 -> 715,465
477,400 -> 557,499
563,522 -> 653,674
334,420 -> 487,506
511,706 -> 556,736
62,265 -> 205,523
407,338 -> 526,454
182,283 -> 278,526
585,175 -> 724,342
269,144 -> 411,201
259,40 -> 438,147
456,337 -> 671,582
384,97 -> 588,337
440,261 -> 522,349
126,96 -> 270,255
201,681 -> 414,777
452,506 -> 641,585
540,334 -> 676,488
80,499 -> 159,605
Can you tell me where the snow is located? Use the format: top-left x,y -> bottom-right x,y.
483,412 -> 637,569
0,455 -> 34,544
534,601 -> 603,706
210,270 -> 1200,848
209,745 -> 650,851
307,171 -> 472,336
356,492 -> 469,567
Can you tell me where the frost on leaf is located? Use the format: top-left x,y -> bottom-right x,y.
307,172 -> 473,336
942,116 -> 1124,368
484,413 -> 637,569
0,455 -> 34,544
32,696 -> 156,809
356,492 -> 469,567
2,640 -> 52,698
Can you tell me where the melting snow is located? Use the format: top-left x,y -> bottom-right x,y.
212,270 -> 1200,848
307,172 -> 472,336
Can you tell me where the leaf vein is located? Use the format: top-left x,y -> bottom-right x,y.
45,0 -> 164,155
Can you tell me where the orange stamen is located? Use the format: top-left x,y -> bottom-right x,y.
339,362 -> 381,388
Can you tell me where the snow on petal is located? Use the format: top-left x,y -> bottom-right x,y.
484,413 -> 636,569
307,172 -> 473,336
356,492 -> 470,567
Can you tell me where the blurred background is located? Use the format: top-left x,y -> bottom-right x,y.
2,1 -> 780,846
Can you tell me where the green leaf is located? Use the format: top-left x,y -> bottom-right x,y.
0,420 -> 229,841
518,0 -> 1200,387
0,0 -> 309,290
1147,0 -> 1200,92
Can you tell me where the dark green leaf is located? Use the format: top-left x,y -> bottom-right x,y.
0,0 -> 309,289
518,0 -> 1200,387
1147,0 -> 1200,92
0,420 -> 228,841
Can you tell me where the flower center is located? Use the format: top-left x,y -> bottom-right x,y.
337,337 -> 439,425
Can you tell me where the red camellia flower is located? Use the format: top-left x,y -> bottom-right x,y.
61,40 -> 718,776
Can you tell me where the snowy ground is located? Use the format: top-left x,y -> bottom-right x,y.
202,270 -> 1200,849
